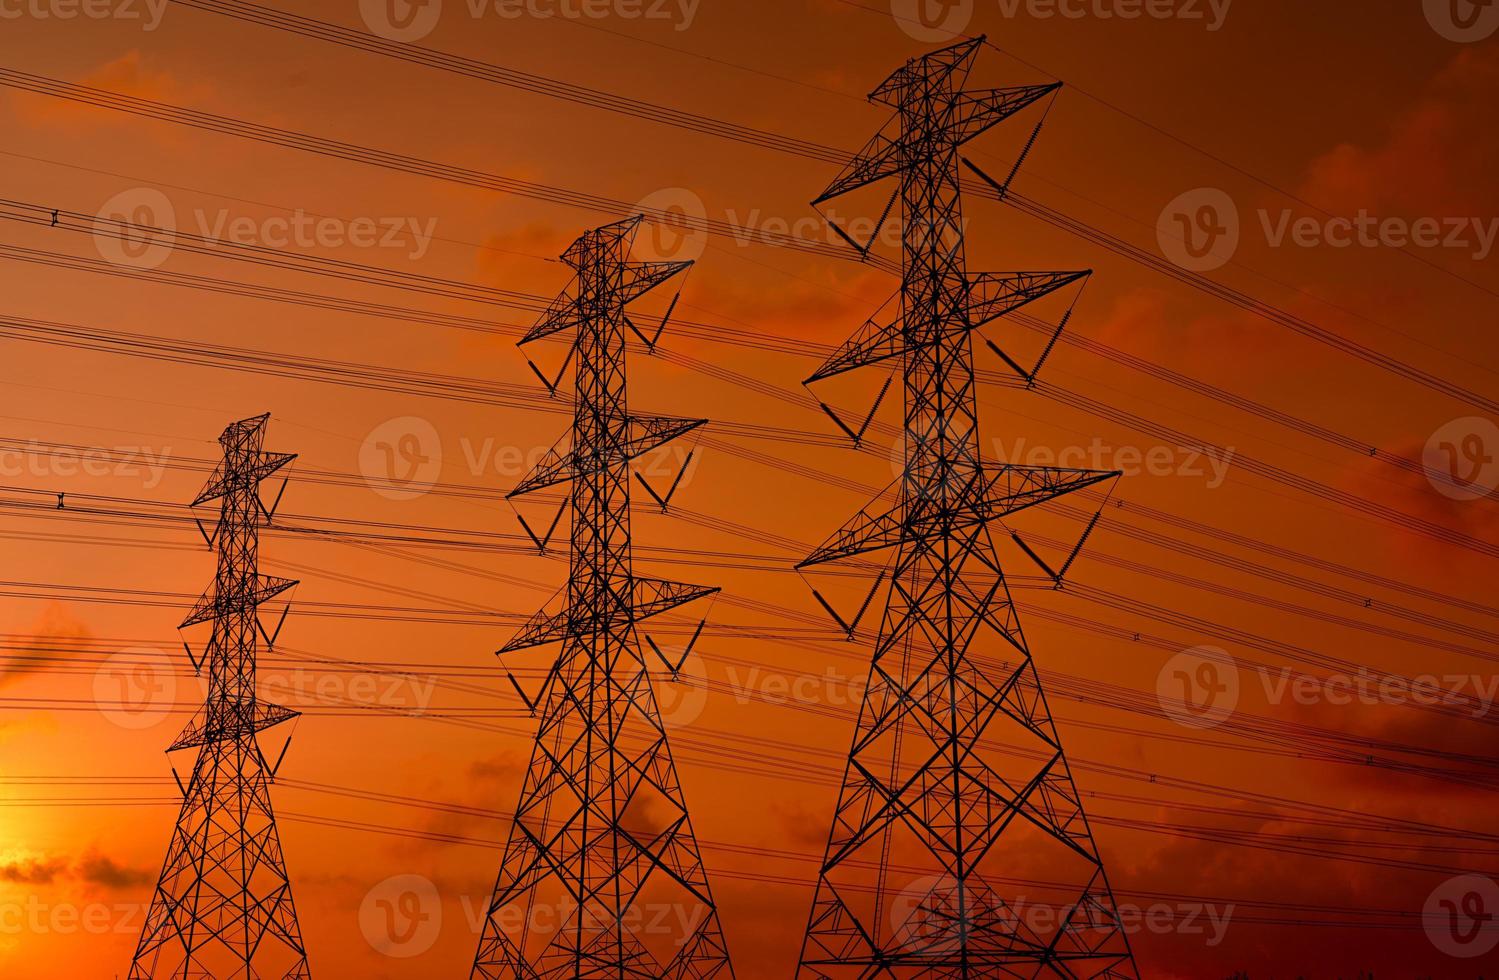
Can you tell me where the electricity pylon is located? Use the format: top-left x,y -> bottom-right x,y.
130,413 -> 310,979
472,216 -> 734,979
796,38 -> 1139,978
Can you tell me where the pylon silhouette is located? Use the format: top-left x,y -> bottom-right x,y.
472,216 -> 734,978
129,413 -> 310,979
796,39 -> 1139,978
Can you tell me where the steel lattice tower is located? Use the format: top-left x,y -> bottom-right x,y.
796,39 -> 1138,978
130,413 -> 310,979
472,216 -> 734,979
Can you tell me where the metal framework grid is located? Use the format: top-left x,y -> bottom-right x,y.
796,39 -> 1139,979
130,413 -> 310,980
472,217 -> 734,979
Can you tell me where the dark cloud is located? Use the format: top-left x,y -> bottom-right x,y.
75,850 -> 154,889
0,856 -> 69,885
0,850 -> 151,891
0,605 -> 95,691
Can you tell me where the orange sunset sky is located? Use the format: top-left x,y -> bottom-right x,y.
2,0 -> 1499,976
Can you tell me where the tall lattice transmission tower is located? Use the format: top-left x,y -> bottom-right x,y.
130,413 -> 310,979
472,216 -> 734,978
795,38 -> 1139,978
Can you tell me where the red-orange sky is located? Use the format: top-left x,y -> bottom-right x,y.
2,0 -> 1499,976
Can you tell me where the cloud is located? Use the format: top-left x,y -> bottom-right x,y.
1331,433 -> 1499,568
467,750 -> 528,783
0,848 -> 151,891
0,604 -> 93,691
1080,285 -> 1290,382
74,850 -> 153,890
9,50 -> 200,131
0,856 -> 69,885
474,224 -> 569,285
769,799 -> 833,851
1300,47 -> 1499,218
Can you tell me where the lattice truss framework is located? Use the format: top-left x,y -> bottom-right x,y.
796,38 -> 1140,980
130,413 -> 310,980
472,216 -> 734,979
